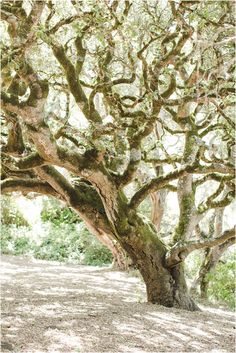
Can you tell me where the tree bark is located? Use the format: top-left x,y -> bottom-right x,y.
150,190 -> 167,232
80,180 -> 200,311
191,247 -> 219,298
113,210 -> 200,310
138,253 -> 199,310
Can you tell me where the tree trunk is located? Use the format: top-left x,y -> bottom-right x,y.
150,190 -> 167,232
191,246 -> 224,298
52,176 -> 199,311
199,249 -> 214,298
114,211 -> 200,311
139,258 -> 199,311
170,264 -> 200,310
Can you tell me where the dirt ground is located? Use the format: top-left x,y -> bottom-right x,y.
1,255 -> 235,353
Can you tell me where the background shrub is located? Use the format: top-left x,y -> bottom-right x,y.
40,198 -> 81,225
1,196 -> 29,227
32,223 -> 82,262
76,224 -> 113,265
207,253 -> 235,308
1,225 -> 32,255
1,195 -> 112,266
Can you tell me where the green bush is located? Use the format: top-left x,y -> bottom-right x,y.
1,225 -> 13,254
1,195 -> 124,266
13,236 -> 31,255
1,196 -> 29,227
1,221 -> 112,266
32,223 -> 83,262
0,225 -> 32,255
77,225 -> 113,265
207,254 -> 235,308
82,245 -> 113,265
39,198 -> 112,265
185,250 -> 235,308
40,198 -> 81,225
34,223 -> 112,265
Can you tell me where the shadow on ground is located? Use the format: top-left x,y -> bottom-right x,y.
1,255 -> 235,353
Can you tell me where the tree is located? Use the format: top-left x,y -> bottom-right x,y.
1,0 -> 235,311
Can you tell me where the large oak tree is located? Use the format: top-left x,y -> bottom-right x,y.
1,0 -> 235,310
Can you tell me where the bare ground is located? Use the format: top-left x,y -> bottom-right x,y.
1,255 -> 235,353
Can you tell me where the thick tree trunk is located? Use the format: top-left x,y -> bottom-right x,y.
139,257 -> 199,311
169,264 -> 200,310
70,184 -> 200,309
114,211 -> 200,311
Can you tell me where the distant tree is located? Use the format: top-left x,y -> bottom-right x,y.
1,0 -> 235,310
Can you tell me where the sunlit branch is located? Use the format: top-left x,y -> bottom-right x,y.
1,152 -> 46,170
1,178 -> 60,199
165,227 -> 236,268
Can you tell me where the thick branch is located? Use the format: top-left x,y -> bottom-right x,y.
129,165 -> 193,208
1,178 -> 60,199
35,166 -> 113,235
130,161 -> 234,208
1,152 -> 45,170
165,227 -> 236,268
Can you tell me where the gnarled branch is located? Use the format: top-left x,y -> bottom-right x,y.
165,226 -> 236,268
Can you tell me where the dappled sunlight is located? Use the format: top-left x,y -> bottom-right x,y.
169,331 -> 190,342
107,309 -> 233,352
201,305 -> 235,317
18,303 -> 64,317
103,271 -> 141,283
1,255 -> 234,353
44,329 -> 81,352
33,287 -> 87,296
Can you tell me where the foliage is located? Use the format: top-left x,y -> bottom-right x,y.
185,249 -> 235,309
1,222 -> 112,266
39,198 -> 112,264
1,196 -> 29,227
1,225 -> 32,255
185,251 -> 205,280
32,223 -> 82,262
1,196 -> 112,265
40,198 -> 81,226
207,254 -> 235,308
77,224 -> 113,265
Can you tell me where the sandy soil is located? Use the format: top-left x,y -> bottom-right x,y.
1,254 -> 235,353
